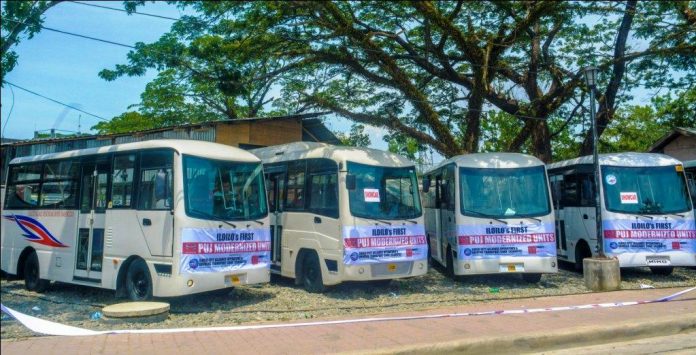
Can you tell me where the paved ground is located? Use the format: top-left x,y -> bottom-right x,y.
1,287 -> 695,354
538,332 -> 696,355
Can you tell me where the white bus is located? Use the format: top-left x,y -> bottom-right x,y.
423,153 -> 558,283
1,140 -> 270,300
252,142 -> 428,292
547,153 -> 696,275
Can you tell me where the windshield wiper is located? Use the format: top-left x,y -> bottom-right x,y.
462,209 -> 508,225
191,209 -> 237,228
359,216 -> 392,225
634,214 -> 654,220
253,219 -> 265,225
666,213 -> 685,218
522,216 -> 543,223
405,219 -> 418,224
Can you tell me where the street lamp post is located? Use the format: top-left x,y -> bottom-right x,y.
584,66 -> 604,258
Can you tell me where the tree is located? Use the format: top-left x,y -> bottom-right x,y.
1,0 -> 62,83
336,123 -> 370,147
112,1 -> 695,161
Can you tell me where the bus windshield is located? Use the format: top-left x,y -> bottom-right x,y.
184,155 -> 267,221
347,162 -> 422,220
459,166 -> 550,218
602,165 -> 691,214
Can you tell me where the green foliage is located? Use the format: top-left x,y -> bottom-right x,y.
384,132 -> 427,163
91,111 -> 157,134
336,123 -> 371,147
1,0 -> 60,83
103,1 -> 694,160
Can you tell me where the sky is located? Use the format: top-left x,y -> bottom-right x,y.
0,1 -> 389,148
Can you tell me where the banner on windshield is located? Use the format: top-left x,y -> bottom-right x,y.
457,222 -> 556,259
342,224 -> 427,265
603,219 -> 696,254
180,227 -> 271,274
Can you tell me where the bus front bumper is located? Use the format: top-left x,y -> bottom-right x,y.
454,256 -> 558,275
150,263 -> 271,298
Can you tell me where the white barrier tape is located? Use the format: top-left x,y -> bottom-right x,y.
2,286 -> 695,337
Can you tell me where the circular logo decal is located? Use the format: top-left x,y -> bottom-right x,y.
189,258 -> 199,269
350,252 -> 359,261
609,242 -> 618,250
463,248 -> 472,256
605,174 -> 617,185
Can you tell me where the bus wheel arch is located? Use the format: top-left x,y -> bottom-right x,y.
295,248 -> 325,293
574,239 -> 592,271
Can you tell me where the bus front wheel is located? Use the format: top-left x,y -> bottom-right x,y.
301,252 -> 325,293
649,266 -> 674,276
24,251 -> 49,293
126,259 -> 153,301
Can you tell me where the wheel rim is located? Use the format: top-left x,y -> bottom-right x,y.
305,261 -> 317,285
132,270 -> 148,298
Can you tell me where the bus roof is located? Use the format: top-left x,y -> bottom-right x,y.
547,152 -> 683,170
251,142 -> 414,168
9,139 -> 260,165
427,152 -> 544,173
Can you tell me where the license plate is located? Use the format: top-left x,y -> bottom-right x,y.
387,263 -> 397,272
225,275 -> 241,286
646,256 -> 671,266
499,263 -> 525,272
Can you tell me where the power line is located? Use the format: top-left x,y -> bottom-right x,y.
4,81 -> 109,122
69,1 -> 180,21
3,18 -> 136,49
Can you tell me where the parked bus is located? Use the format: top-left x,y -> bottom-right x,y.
547,153 -> 696,275
252,142 -> 427,292
1,140 -> 270,300
422,153 -> 557,283
685,160 -> 696,217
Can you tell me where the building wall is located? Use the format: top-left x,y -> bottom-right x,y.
214,119 -> 303,148
663,135 -> 696,162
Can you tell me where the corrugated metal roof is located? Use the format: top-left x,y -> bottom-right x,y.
649,127 -> 696,152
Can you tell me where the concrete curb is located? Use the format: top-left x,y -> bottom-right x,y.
351,312 -> 696,355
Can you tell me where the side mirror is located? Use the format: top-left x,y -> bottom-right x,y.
422,177 -> 431,193
155,169 -> 169,201
346,174 -> 356,190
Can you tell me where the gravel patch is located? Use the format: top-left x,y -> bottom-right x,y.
2,264 -> 694,340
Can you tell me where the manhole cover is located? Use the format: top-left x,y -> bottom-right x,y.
102,302 -> 170,318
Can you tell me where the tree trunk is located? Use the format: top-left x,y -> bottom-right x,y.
531,120 -> 553,163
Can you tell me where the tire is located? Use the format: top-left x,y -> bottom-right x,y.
649,266 -> 674,276
574,242 -> 591,272
445,246 -> 455,279
126,259 -> 153,301
426,236 -> 434,266
24,251 -> 49,293
301,252 -> 325,293
522,273 -> 542,283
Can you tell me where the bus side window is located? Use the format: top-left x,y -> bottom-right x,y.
560,174 -> 580,207
5,164 -> 43,209
41,160 -> 79,209
549,175 -> 563,209
285,161 -> 306,211
579,174 -> 596,207
138,150 -> 173,210
111,154 -> 136,208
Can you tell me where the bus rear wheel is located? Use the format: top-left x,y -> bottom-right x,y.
522,273 -> 542,283
126,259 -> 153,301
301,252 -> 325,293
24,251 -> 49,293
574,242 -> 591,272
649,266 -> 674,276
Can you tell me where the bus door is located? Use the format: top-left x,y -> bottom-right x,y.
75,159 -> 109,282
266,171 -> 286,269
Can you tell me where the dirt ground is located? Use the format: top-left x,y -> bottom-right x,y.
1,263 -> 694,340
